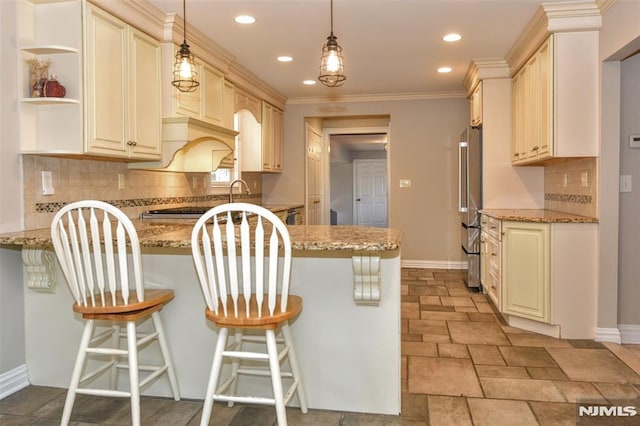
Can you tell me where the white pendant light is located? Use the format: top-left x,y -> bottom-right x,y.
172,0 -> 199,92
318,0 -> 346,87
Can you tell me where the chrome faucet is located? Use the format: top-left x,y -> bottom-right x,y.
229,179 -> 252,203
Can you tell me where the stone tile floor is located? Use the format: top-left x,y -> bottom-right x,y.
1,268 -> 639,425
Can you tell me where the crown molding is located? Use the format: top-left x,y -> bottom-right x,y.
463,59 -> 510,95
597,0 -> 616,14
505,0 -> 602,75
90,0 -> 167,40
286,91 -> 466,106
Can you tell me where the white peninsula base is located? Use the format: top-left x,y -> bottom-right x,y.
22,249 -> 402,415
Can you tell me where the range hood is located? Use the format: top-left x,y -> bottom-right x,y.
129,117 -> 238,172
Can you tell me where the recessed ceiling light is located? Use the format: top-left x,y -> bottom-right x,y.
303,80 -> 316,85
234,15 -> 256,24
277,56 -> 293,62
437,67 -> 453,73
443,33 -> 462,42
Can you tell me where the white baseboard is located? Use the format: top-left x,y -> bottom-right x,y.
0,364 -> 29,400
619,324 -> 640,344
401,259 -> 467,269
594,327 -> 622,343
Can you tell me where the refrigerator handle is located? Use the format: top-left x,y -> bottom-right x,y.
458,141 -> 469,213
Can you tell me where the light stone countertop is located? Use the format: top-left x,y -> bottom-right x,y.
481,209 -> 598,223
0,222 -> 403,252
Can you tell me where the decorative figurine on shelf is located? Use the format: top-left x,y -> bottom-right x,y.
43,75 -> 66,98
26,58 -> 51,98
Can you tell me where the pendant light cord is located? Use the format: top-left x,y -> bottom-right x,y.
330,0 -> 334,36
183,0 -> 187,44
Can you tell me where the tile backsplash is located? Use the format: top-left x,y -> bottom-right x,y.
544,157 -> 597,218
22,155 -> 261,229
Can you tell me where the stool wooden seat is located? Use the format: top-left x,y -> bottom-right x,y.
51,200 -> 180,426
191,203 -> 308,426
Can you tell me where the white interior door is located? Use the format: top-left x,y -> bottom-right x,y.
354,159 -> 388,227
305,124 -> 323,225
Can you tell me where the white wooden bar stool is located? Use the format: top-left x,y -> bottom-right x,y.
50,200 -> 180,426
191,203 -> 308,426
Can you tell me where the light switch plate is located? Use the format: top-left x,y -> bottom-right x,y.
399,179 -> 411,188
620,175 -> 632,193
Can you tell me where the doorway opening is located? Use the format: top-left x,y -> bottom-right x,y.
305,119 -> 389,226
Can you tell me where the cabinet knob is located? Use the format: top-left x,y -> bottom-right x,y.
127,140 -> 137,146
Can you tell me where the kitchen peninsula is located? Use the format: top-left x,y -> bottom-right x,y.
0,222 -> 403,415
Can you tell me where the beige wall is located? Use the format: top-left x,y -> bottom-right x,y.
618,52 -> 640,326
264,97 -> 469,264
599,0 -> 640,334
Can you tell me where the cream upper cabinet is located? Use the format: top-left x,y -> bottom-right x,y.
470,82 -> 482,126
511,32 -> 598,165
18,1 -> 161,160
502,222 -> 550,323
171,56 -> 235,130
239,101 -> 283,173
85,3 -> 161,159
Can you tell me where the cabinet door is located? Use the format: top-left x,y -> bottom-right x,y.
470,83 -> 482,126
261,102 -> 274,170
271,107 -> 284,172
174,57 -> 202,118
527,53 -> 540,160
222,80 -> 235,129
502,222 -> 550,322
84,4 -> 127,156
128,27 -> 161,159
480,231 -> 490,292
202,64 -> 224,126
536,37 -> 553,159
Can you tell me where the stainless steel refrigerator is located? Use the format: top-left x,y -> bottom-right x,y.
458,125 -> 482,288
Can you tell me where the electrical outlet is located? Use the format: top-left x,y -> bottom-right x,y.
399,179 -> 412,188
41,171 -> 54,195
581,171 -> 589,188
563,173 -> 568,188
118,174 -> 125,190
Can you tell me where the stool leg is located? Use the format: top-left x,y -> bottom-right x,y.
200,327 -> 228,426
227,329 -> 243,407
61,320 -> 95,426
126,321 -> 141,426
109,324 -> 120,390
281,322 -> 308,413
151,312 -> 180,401
266,329 -> 287,426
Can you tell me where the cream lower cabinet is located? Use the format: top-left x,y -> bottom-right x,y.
502,222 -> 550,323
480,215 -> 502,310
85,3 -> 161,160
481,214 -> 597,338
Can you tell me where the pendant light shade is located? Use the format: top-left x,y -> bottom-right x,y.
172,0 -> 199,92
318,0 -> 346,87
